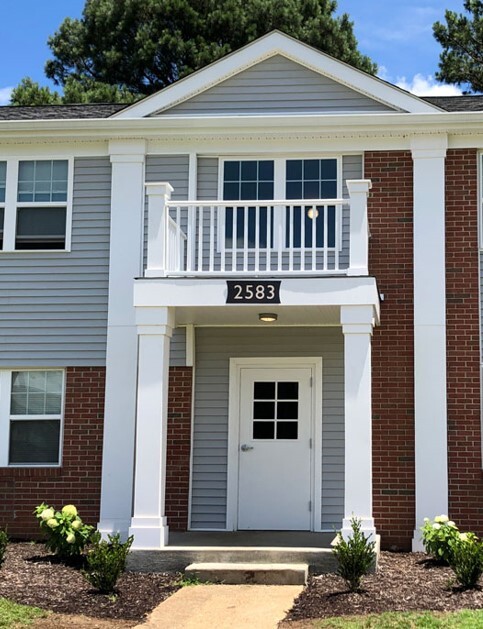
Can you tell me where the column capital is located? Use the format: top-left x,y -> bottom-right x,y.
340,304 -> 375,334
410,135 -> 448,160
135,306 -> 175,336
109,139 -> 146,163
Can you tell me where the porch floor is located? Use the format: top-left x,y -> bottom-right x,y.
169,530 -> 335,548
128,531 -> 338,573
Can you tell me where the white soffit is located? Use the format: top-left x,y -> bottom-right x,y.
113,31 -> 441,119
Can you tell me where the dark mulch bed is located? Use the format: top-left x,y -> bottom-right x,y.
0,542 -> 179,625
285,551 -> 483,622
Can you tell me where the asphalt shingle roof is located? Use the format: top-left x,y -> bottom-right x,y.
0,97 -> 482,120
422,96 -> 483,112
0,103 -> 128,120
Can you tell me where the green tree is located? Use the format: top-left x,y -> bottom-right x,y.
433,0 -> 483,93
11,0 -> 376,106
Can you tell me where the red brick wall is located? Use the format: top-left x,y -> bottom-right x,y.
366,151 -> 415,550
0,367 -> 105,539
165,366 -> 193,531
446,149 -> 483,534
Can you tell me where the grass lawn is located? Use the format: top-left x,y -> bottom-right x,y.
0,598 -> 48,628
304,609 -> 483,628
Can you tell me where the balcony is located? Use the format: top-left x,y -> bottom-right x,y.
144,180 -> 371,278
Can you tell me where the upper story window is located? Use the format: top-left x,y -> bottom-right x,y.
0,369 -> 64,467
0,157 -> 73,252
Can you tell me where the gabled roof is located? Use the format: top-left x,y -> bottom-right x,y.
112,31 -> 441,118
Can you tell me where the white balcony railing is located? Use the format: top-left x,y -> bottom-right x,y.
145,180 -> 371,277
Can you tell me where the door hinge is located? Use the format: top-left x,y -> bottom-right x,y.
308,500 -> 312,512
309,376 -> 313,387
309,438 -> 312,449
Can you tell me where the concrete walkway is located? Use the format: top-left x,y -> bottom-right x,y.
134,584 -> 302,629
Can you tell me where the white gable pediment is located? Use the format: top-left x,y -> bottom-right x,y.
113,31 -> 441,119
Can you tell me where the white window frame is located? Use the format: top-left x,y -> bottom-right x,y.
1,157 -> 74,252
217,155 -> 343,252
0,160 -> 6,248
0,369 -> 65,467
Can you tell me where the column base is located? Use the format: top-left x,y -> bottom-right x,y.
412,530 -> 425,552
129,517 -> 169,549
97,519 -> 132,541
341,517 -> 376,542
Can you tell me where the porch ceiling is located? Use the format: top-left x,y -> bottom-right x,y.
174,304 -> 340,326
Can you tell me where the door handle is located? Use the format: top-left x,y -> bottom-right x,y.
240,444 -> 254,452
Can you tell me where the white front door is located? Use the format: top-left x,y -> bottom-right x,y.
237,366 -> 313,530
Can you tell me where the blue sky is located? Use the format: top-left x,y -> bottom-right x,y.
0,0 -> 469,105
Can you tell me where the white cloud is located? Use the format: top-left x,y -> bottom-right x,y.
395,74 -> 462,96
0,87 -> 13,105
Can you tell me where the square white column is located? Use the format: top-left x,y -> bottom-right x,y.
341,304 -> 376,540
411,136 -> 448,551
98,140 -> 146,538
129,306 -> 175,549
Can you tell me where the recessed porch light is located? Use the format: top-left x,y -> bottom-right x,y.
259,313 -> 278,322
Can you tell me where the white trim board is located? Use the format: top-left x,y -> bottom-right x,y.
113,31 -> 439,119
226,356 -> 323,531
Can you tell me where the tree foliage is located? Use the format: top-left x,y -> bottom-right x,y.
11,0 -> 376,105
433,0 -> 483,93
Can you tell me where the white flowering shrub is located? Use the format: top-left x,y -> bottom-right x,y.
421,515 -> 460,563
34,503 -> 93,559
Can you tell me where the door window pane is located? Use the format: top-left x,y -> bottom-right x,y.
223,161 -> 274,248
286,159 -> 338,248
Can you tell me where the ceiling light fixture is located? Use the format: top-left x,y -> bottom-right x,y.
259,313 -> 278,322
307,207 -> 319,220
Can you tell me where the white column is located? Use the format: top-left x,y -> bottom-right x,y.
341,304 -> 376,540
411,136 -> 448,551
98,140 -> 146,538
129,306 -> 175,549
346,179 -> 372,277
145,183 -> 173,277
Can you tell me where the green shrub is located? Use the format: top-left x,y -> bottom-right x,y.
83,532 -> 133,593
421,515 -> 460,564
332,517 -> 376,592
34,503 -> 93,559
449,532 -> 483,589
0,529 -> 8,567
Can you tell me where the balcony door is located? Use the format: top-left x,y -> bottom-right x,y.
221,157 -> 340,251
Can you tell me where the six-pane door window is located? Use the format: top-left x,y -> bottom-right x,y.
16,160 -> 69,249
9,370 -> 64,465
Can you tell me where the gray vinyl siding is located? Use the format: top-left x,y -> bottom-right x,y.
159,56 -> 398,116
170,327 -> 187,366
197,158 -> 218,200
191,327 -> 344,530
0,157 -> 111,366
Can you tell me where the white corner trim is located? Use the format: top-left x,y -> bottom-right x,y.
185,324 -> 195,367
113,32 -> 439,120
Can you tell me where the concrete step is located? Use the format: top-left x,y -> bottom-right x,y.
185,562 -> 308,585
